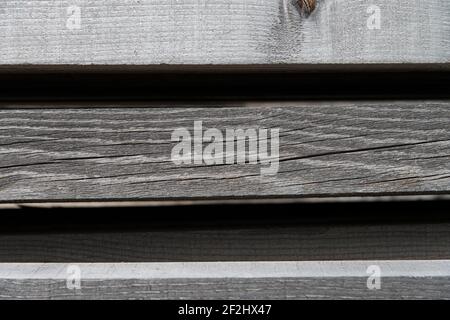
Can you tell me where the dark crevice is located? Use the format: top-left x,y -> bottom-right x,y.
0,71 -> 449,102
0,200 -> 449,234
279,139 -> 450,163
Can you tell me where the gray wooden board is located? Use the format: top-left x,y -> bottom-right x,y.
2,277 -> 449,299
0,261 -> 449,299
0,101 -> 449,202
1,0 -> 449,67
1,222 -> 448,262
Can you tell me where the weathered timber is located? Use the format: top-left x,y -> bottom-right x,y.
0,0 -> 449,69
1,261 -> 449,299
0,219 -> 448,262
0,101 -> 449,202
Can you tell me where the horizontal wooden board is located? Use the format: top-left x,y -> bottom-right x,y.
1,0 -> 449,68
2,277 -> 448,299
1,261 -> 449,299
1,219 -> 449,262
0,101 -> 449,202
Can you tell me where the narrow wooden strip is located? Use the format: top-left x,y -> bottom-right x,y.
1,261 -> 449,299
1,278 -> 449,299
1,0 -> 449,67
2,261 -> 449,279
2,194 -> 450,209
1,222 -> 448,262
0,101 -> 449,202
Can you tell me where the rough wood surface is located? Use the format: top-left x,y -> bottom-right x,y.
1,222 -> 448,262
1,0 -> 449,67
0,101 -> 449,202
2,277 -> 449,299
1,261 -> 449,299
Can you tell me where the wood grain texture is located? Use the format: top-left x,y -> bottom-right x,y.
0,101 -> 449,202
2,277 -> 449,299
1,0 -> 449,67
1,222 -> 449,262
1,261 -> 449,299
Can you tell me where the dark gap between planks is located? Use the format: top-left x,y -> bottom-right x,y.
0,200 -> 449,262
1,199 -> 449,234
0,71 -> 449,102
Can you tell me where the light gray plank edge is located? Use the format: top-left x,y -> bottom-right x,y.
0,261 -> 449,299
1,223 -> 448,262
3,261 -> 450,278
0,101 -> 449,202
1,0 -> 449,66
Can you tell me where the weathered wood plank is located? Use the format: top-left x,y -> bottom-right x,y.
0,101 -> 449,201
1,0 -> 449,67
1,261 -> 449,299
3,277 -> 449,299
0,101 -> 449,202
1,221 -> 448,262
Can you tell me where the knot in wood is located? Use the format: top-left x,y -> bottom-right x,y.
298,0 -> 316,16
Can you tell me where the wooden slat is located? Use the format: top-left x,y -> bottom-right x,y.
1,220 -> 448,262
1,0 -> 449,68
1,261 -> 449,299
0,101 -> 449,202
